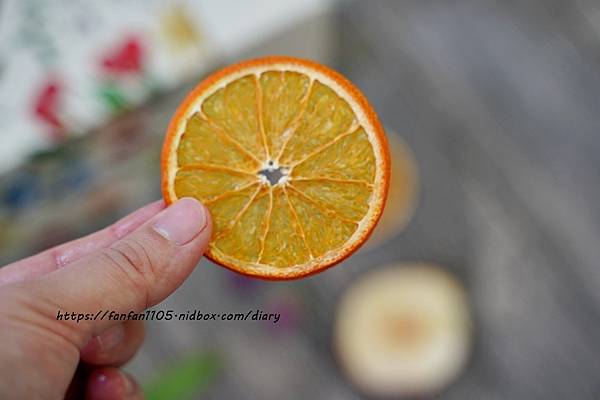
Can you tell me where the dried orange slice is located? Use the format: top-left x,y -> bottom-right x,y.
334,264 -> 471,396
161,56 -> 390,279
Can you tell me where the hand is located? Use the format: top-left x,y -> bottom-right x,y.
0,198 -> 212,400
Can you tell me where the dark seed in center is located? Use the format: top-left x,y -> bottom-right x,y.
258,166 -> 285,185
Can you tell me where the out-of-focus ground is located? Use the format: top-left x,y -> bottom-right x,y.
2,1 -> 600,399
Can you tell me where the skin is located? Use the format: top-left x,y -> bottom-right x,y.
0,198 -> 212,400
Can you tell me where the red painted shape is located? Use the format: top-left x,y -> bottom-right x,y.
33,79 -> 65,140
101,37 -> 144,75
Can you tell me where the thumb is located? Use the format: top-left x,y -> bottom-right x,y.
0,198 -> 211,398
26,197 -> 211,338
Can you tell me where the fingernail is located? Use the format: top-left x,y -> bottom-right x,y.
96,324 -> 125,352
114,200 -> 166,239
152,197 -> 207,245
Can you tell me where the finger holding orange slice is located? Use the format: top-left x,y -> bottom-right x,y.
161,56 -> 390,279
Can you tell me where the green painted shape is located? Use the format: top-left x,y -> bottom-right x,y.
98,83 -> 129,113
143,353 -> 220,400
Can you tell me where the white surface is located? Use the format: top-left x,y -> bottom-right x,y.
0,0 -> 335,174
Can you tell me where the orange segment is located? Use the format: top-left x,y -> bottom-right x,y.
259,71 -> 311,158
279,81 -> 356,164
177,113 -> 259,170
289,180 -> 372,221
202,75 -> 266,160
174,167 -> 256,202
259,188 -> 311,267
162,56 -> 391,279
286,189 -> 357,258
291,127 -> 376,182
204,184 -> 260,233
213,187 -> 270,263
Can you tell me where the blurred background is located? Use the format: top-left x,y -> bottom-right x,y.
2,0 -> 600,399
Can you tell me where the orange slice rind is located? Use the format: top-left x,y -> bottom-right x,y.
363,129 -> 418,250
